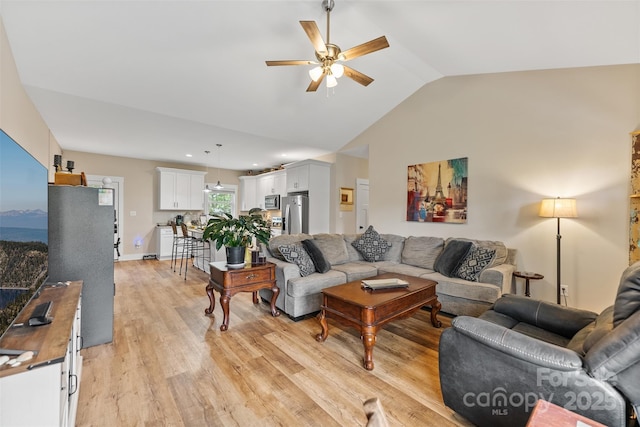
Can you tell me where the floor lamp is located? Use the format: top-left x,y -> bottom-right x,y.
539,197 -> 578,304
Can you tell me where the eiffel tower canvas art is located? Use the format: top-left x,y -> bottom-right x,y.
407,157 -> 468,223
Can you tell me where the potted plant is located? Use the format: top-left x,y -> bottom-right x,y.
202,208 -> 271,265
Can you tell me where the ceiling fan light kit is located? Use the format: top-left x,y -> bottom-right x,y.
266,0 -> 389,92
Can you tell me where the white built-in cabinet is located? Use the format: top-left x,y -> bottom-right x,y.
286,164 -> 311,192
240,170 -> 287,211
239,176 -> 258,211
0,282 -> 83,427
285,160 -> 331,234
256,170 -> 286,209
156,167 -> 207,210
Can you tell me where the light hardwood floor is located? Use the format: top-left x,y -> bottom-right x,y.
76,260 -> 472,426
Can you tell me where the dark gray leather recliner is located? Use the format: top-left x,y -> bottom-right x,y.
439,262 -> 640,427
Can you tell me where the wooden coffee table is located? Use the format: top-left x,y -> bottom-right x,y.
316,272 -> 441,370
206,261 -> 280,331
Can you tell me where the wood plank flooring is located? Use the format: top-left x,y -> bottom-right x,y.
76,260 -> 472,426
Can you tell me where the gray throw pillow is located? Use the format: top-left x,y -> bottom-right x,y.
434,240 -> 473,277
455,246 -> 496,282
613,261 -> 640,326
302,239 -> 331,273
278,243 -> 315,277
351,225 -> 390,262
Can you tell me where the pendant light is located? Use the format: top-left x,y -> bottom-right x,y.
214,144 -> 223,190
203,151 -> 212,192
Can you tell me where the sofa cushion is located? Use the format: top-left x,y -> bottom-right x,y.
433,239 -> 472,277
331,262 -> 378,282
279,243 -> 316,277
313,233 -> 351,265
613,261 -> 640,326
287,270 -> 347,298
377,262 -> 433,277
269,233 -> 313,260
380,234 -> 405,262
454,246 -> 496,282
302,239 -> 331,273
422,272 -> 502,304
402,236 -> 444,270
351,226 -> 390,262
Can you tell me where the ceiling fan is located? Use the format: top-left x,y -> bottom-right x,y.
265,0 -> 389,92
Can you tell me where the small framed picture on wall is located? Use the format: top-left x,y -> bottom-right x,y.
340,187 -> 354,211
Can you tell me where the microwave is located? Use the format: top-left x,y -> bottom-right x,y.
265,194 -> 280,210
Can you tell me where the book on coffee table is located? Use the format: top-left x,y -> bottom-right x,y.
361,278 -> 410,291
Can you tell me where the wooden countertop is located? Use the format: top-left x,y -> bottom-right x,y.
0,281 -> 82,378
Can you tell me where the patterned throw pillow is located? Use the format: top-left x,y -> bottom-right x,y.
278,243 -> 316,277
351,225 -> 390,262
455,246 -> 496,282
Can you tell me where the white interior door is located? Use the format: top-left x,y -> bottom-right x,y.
356,178 -> 369,233
86,175 -> 124,260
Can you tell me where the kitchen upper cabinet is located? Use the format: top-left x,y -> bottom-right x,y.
286,164 -> 310,192
157,167 -> 207,210
239,175 -> 258,211
286,160 -> 331,194
273,171 -> 286,195
257,170 -> 286,204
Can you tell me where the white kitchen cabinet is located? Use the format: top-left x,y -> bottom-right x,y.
239,176 -> 258,211
245,170 -> 286,211
156,167 -> 207,211
285,159 -> 331,233
156,226 -> 174,260
286,164 -> 310,192
273,171 -> 286,195
0,282 -> 83,427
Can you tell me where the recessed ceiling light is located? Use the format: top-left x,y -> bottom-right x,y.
186,153 -> 193,157
281,153 -> 288,157
252,163 -> 258,167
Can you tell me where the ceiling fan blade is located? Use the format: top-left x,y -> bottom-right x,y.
340,36 -> 389,61
300,21 -> 328,55
306,73 -> 325,92
266,60 -> 315,66
343,66 -> 374,87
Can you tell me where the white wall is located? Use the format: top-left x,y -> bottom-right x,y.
0,19 -> 61,178
344,65 -> 640,312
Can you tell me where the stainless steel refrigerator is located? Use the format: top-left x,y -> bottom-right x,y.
282,193 -> 309,234
48,185 -> 114,347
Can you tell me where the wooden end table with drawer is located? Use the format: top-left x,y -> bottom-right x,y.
205,261 -> 280,331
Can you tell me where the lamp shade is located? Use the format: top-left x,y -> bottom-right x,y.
539,198 -> 578,218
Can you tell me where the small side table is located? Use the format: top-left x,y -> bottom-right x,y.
206,261 -> 280,331
513,271 -> 544,297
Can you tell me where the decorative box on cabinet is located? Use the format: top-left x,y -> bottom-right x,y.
0,281 -> 83,427
156,167 -> 206,210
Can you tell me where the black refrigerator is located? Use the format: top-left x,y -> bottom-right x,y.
48,185 -> 114,347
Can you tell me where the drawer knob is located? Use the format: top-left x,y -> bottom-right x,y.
246,274 -> 258,279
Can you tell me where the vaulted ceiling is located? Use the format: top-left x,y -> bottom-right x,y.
1,0 -> 638,171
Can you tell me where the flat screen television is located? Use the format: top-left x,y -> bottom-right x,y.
0,129 -> 48,338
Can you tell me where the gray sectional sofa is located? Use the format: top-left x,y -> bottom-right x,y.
258,231 -> 517,320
